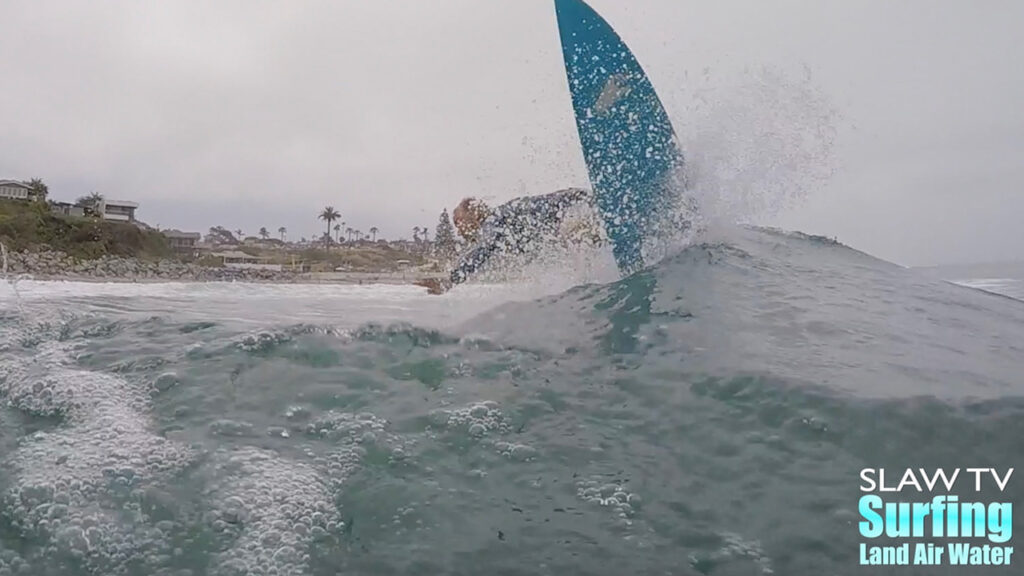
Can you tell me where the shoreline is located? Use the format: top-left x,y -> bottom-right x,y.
1,248 -> 447,287
6,271 -> 447,286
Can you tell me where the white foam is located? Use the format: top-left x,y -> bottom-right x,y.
205,447 -> 338,576
206,408 -> 411,574
1,279 -> 573,331
2,279 -> 424,302
428,400 -> 509,438
2,345 -> 195,574
575,475 -> 641,526
695,532 -> 775,575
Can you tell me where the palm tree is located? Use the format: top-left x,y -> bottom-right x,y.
421,226 -> 430,242
75,191 -> 104,213
334,224 -> 341,243
319,206 -> 340,245
27,178 -> 48,202
259,227 -> 269,240
369,227 -> 379,241
345,227 -> 353,242
235,229 -> 244,240
412,227 -> 421,243
278,227 -> 287,241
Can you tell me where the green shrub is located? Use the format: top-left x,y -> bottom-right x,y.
0,199 -> 171,260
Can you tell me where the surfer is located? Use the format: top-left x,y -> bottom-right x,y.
415,188 -> 602,294
417,0 -> 696,295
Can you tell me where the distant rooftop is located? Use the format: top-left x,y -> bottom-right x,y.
104,199 -> 139,208
162,229 -> 201,239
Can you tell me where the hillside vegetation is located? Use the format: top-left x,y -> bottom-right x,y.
292,245 -> 430,272
0,200 -> 171,260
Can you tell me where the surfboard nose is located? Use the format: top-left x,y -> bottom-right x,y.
553,0 -> 685,274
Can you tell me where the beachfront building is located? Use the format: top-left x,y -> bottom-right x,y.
0,180 -> 33,201
163,230 -> 202,254
50,201 -> 86,217
100,199 -> 139,222
211,250 -> 283,271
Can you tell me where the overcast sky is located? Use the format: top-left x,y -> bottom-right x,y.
1,0 -> 1021,266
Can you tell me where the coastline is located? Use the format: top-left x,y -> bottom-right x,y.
11,271 -> 446,286
2,249 -> 446,286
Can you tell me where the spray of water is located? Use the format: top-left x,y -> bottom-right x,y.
447,200 -> 620,300
674,65 -> 840,229
599,65 -> 841,275
1,242 -> 28,318
447,65 -> 840,296
0,241 -> 27,350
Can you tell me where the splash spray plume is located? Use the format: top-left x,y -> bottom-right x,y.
675,65 -> 841,237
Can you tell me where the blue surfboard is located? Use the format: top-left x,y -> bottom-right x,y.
554,0 -> 683,275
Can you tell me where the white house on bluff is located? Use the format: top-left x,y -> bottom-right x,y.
100,199 -> 138,222
50,202 -> 86,217
162,230 -> 201,254
0,180 -> 34,201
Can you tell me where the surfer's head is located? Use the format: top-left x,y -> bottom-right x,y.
453,197 -> 490,242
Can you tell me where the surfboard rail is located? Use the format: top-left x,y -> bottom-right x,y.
553,0 -> 684,274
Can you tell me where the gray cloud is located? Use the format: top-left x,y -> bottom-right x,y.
1,0 -> 1021,265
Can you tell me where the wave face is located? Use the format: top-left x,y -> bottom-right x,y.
2,226 -> 1023,575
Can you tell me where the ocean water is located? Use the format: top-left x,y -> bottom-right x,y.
1,226 -> 1023,576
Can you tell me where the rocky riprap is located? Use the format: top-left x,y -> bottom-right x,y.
2,250 -> 299,283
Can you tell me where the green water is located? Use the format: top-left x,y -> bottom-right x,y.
1,227 -> 1022,575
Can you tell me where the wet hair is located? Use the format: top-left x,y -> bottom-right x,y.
453,197 -> 489,241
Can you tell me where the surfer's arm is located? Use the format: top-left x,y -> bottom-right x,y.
415,239 -> 501,294
560,187 -> 592,205
449,242 -> 499,286
542,188 -> 592,214
527,188 -> 595,231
